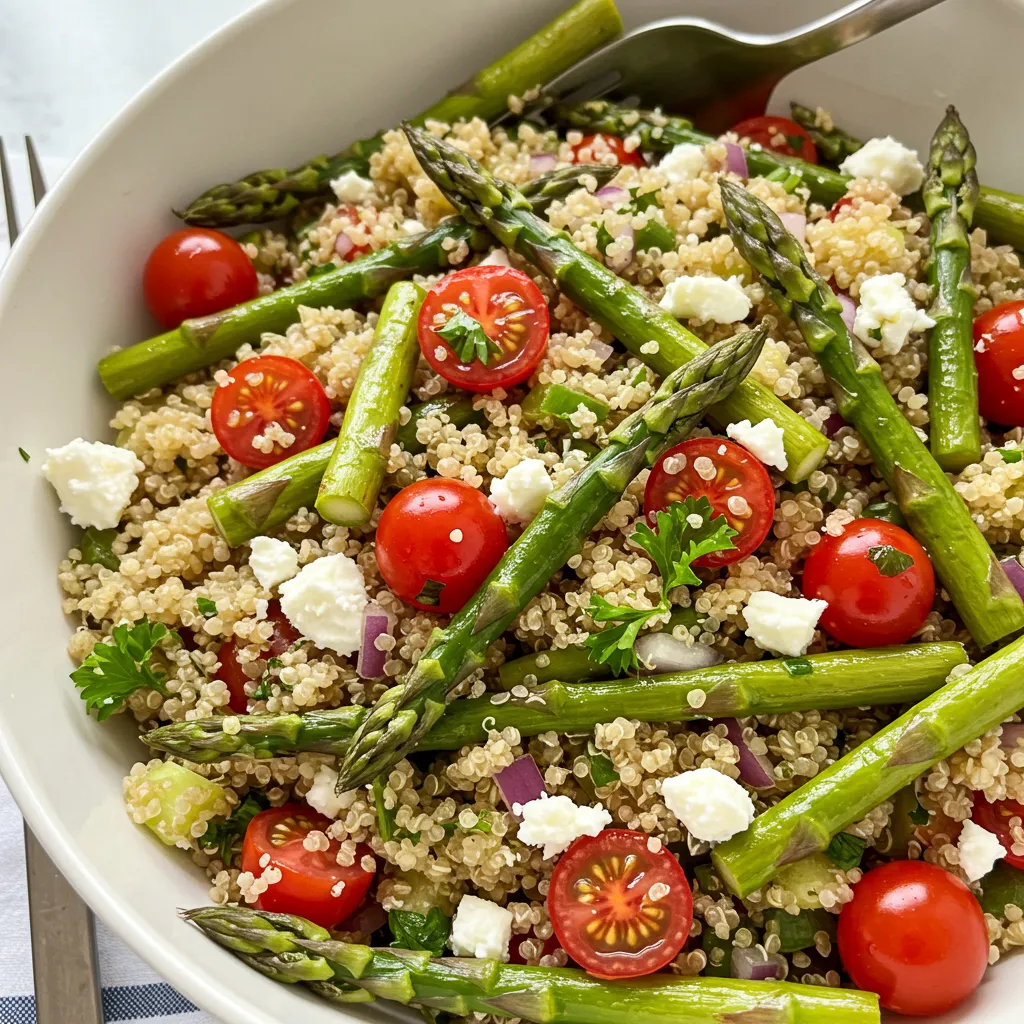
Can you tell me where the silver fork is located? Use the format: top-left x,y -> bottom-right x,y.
1,136 -> 104,1024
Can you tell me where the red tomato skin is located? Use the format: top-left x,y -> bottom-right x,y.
802,518 -> 935,647
376,480 -> 509,613
419,265 -> 550,393
143,227 -> 258,329
731,116 -> 818,163
837,861 -> 988,1016
334,205 -> 372,262
570,134 -> 646,168
241,805 -> 375,930
829,196 -> 855,221
216,601 -> 299,712
644,437 -> 775,568
972,793 -> 1024,870
973,300 -> 1024,426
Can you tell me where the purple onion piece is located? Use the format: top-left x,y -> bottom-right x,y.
724,142 -> 748,179
721,718 -> 776,790
605,223 -> 635,272
595,185 -> 630,209
356,602 -> 394,680
495,755 -> 546,820
999,721 -> 1024,751
835,290 -> 857,333
334,232 -> 354,259
586,338 -> 615,363
779,211 -> 806,244
635,632 -> 724,674
823,412 -> 847,439
731,945 -> 786,981
1000,555 -> 1024,602
530,152 -> 558,174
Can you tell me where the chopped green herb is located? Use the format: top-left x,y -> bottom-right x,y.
825,832 -> 866,871
196,597 -> 218,619
862,501 -> 907,528
630,367 -> 647,387
782,657 -> 813,677
867,544 -> 915,578
587,746 -> 619,788
440,812 -> 492,837
17,447 -> 30,463
415,578 -> 445,607
436,310 -> 501,365
201,793 -> 266,866
998,447 -> 1023,464
251,657 -> 284,702
79,527 -> 120,572
389,907 -> 451,957
786,134 -> 807,153
908,799 -> 930,826
630,188 -> 661,213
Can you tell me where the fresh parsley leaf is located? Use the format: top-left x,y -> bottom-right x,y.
908,800 -> 930,826
196,597 -> 217,618
71,620 -> 177,721
201,794 -> 266,866
18,447 -> 30,463
786,134 -> 807,154
251,657 -> 284,702
631,188 -> 661,213
998,447 -> 1023,464
440,812 -> 492,838
867,544 -> 914,578
587,745 -> 619,787
584,595 -> 659,675
436,310 -> 502,366
79,527 -> 120,572
389,908 -> 451,957
782,657 -> 813,677
631,367 -> 648,387
825,832 -> 866,871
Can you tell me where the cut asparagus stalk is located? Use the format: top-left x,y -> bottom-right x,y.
184,905 -> 881,1023
712,633 -> 1024,898
395,395 -> 485,455
924,106 -> 981,472
788,103 -> 864,164
718,178 -> 1024,648
402,123 -> 829,483
143,643 -> 965,764
315,282 -> 424,526
520,381 -> 610,427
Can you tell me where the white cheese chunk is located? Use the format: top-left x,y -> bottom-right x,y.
304,764 -> 346,819
659,275 -> 751,324
662,767 -> 755,843
958,819 -> 1006,882
401,218 -> 426,236
489,458 -> 552,524
743,591 -> 826,657
330,170 -> 376,204
840,136 -> 925,197
249,536 -> 299,590
279,553 -> 367,655
516,794 -> 611,858
726,418 -> 788,472
853,272 -> 935,356
659,142 -> 706,183
41,438 -> 143,530
479,248 -> 511,267
449,895 -> 514,961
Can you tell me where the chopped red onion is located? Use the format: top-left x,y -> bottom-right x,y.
495,756 -> 545,820
348,897 -> 388,937
1000,555 -> 1024,602
595,185 -> 630,209
586,338 -> 615,364
334,232 -> 354,259
636,632 -> 724,674
357,602 -> 394,680
779,211 -> 806,244
605,223 -> 635,272
721,718 -> 776,790
731,945 -> 786,981
1000,721 -> 1024,751
530,152 -> 558,174
723,142 -> 748,179
823,412 -> 846,439
835,290 -> 857,333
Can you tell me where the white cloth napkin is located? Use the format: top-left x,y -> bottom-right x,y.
0,149 -> 219,1024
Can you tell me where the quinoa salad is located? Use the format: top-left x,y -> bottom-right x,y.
35,1 -> 1024,1020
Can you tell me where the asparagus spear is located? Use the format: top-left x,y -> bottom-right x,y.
789,103 -> 863,164
403,124 -> 829,484
177,0 -> 623,227
395,394 -> 486,455
713,633 -> 1024,898
718,178 -> 1024,648
924,106 -> 981,472
315,282 -> 424,527
184,905 -> 881,1023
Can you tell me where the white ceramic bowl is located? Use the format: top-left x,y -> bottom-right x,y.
1,0 -> 1021,1020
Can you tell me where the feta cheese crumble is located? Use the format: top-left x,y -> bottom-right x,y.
957,819 -> 1006,882
659,275 -> 751,324
743,591 -> 827,657
853,272 -> 935,356
840,136 -> 925,196
516,794 -> 611,858
662,767 -> 755,843
279,553 -> 367,655
489,458 -> 552,524
658,142 -> 706,183
304,764 -> 347,819
479,248 -> 511,267
449,895 -> 513,961
726,418 -> 788,471
248,536 -> 299,590
401,218 -> 426,236
330,170 -> 375,203
41,438 -> 144,530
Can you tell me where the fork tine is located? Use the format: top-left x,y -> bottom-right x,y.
0,137 -> 20,246
25,136 -> 46,205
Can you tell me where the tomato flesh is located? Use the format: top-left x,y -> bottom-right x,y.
143,227 -> 258,329
802,518 -> 935,647
972,792 -> 1024,870
334,205 -> 372,262
375,479 -> 509,613
419,265 -> 550,393
644,437 -> 774,568
210,354 -> 331,470
731,116 -> 818,163
548,829 -> 692,979
829,196 -> 855,221
570,134 -> 646,168
973,300 -> 1024,426
837,861 -> 988,1016
241,805 -> 375,929
216,601 -> 300,713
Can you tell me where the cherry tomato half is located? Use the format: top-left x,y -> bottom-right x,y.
548,829 -> 692,979
829,195 -> 855,221
972,792 -> 1024,870
731,116 -> 818,164
644,437 -> 775,568
802,518 -> 935,647
570,134 -> 646,168
418,266 -> 550,393
241,805 -> 375,929
143,227 -> 258,329
973,300 -> 1024,426
375,479 -> 509,614
216,600 -> 300,713
837,861 -> 988,1016
211,355 -> 331,470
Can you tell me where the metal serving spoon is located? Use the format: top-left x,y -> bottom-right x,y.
542,0 -> 949,131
